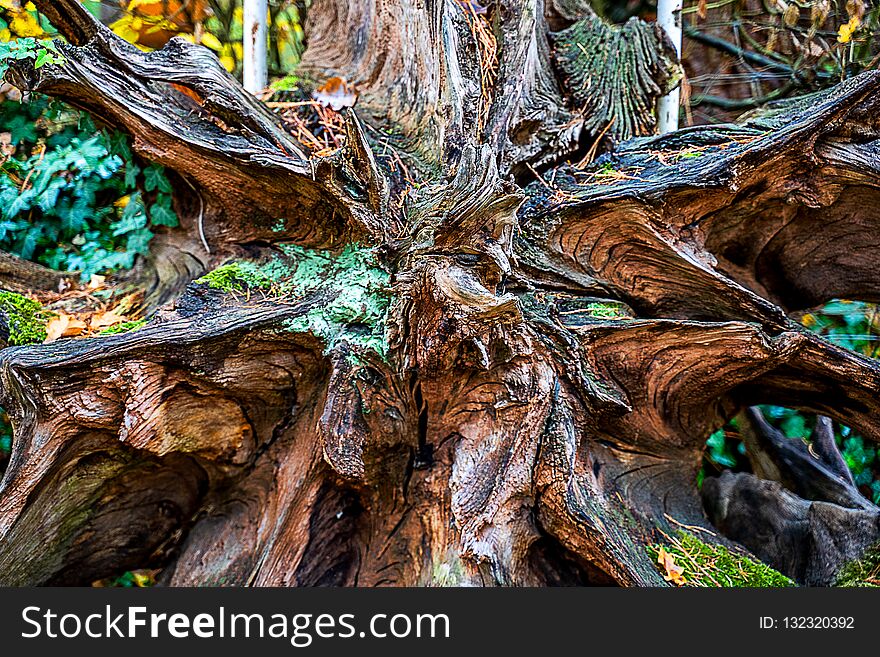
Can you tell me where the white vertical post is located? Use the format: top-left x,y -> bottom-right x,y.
657,0 -> 683,133
243,0 -> 269,93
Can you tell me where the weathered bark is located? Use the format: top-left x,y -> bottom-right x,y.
1,0 -> 879,587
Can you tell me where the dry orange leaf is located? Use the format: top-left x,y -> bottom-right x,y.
44,313 -> 88,343
89,311 -> 128,330
312,76 -> 357,111
657,546 -> 687,585
697,0 -> 707,19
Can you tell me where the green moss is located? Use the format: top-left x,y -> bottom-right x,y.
0,291 -> 48,345
197,244 -> 392,358
834,544 -> 880,587
196,261 -> 282,293
553,15 -> 680,143
647,530 -> 795,587
99,320 -> 147,335
585,301 -> 631,320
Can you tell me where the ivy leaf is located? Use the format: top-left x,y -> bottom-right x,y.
149,195 -> 178,226
124,162 -> 141,189
143,164 -> 171,193
125,227 -> 153,256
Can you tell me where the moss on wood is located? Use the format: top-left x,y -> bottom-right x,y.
552,16 -> 681,143
647,530 -> 795,587
0,291 -> 48,345
834,544 -> 880,587
197,244 -> 391,358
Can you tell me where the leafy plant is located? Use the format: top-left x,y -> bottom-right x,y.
0,37 -> 64,79
0,406 -> 11,474
702,299 -> 880,504
0,95 -> 178,279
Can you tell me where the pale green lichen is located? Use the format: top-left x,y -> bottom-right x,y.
0,291 -> 48,345
197,244 -> 391,358
834,544 -> 880,587
647,530 -> 795,587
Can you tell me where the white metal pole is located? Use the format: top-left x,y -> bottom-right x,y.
657,0 -> 682,133
243,0 -> 269,93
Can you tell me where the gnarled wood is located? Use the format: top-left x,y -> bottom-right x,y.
1,0 -> 879,588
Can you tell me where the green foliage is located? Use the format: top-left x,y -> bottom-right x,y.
702,300 -> 880,504
584,301 -> 630,320
801,299 -> 880,357
0,407 -> 11,468
0,290 -> 47,345
270,74 -> 301,92
648,531 -> 795,587
97,570 -> 157,588
0,38 -> 64,80
197,244 -> 392,358
705,427 -> 739,469
0,96 -> 177,279
99,320 -> 147,335
197,261 -> 281,293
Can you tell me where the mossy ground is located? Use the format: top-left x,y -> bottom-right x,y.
834,544 -> 880,587
0,291 -> 48,345
100,320 -> 147,335
648,530 -> 795,587
584,301 -> 632,320
197,244 -> 391,358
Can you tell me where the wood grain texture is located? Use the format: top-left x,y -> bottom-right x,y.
1,0 -> 879,587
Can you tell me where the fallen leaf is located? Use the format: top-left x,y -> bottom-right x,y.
312,76 -> 357,111
89,311 -> 128,330
88,274 -> 106,289
44,313 -> 87,343
657,546 -> 687,585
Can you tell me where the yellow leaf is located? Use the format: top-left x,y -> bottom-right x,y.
200,31 -> 222,51
10,12 -> 43,37
657,547 -> 687,585
838,16 -> 861,43
219,54 -> 235,72
110,16 -> 142,44
131,570 -> 156,587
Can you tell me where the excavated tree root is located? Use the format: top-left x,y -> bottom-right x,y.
0,0 -> 879,587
